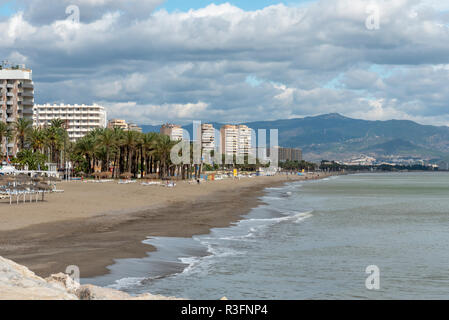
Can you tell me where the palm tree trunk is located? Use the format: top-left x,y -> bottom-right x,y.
140,146 -> 145,178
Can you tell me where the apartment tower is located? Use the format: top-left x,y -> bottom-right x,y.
237,125 -> 252,157
0,63 -> 34,156
201,124 -> 215,155
220,125 -> 239,155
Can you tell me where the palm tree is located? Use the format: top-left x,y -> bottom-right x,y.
13,118 -> 32,151
123,130 -> 139,175
97,128 -> 116,172
29,128 -> 45,153
75,136 -> 96,174
0,122 -> 11,160
50,118 -> 65,129
155,135 -> 177,179
111,128 -> 125,178
141,132 -> 158,177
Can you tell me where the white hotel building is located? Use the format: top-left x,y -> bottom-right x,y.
33,104 -> 107,142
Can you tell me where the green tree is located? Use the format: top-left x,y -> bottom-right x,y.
16,149 -> 47,170
0,122 -> 11,160
96,128 -> 116,172
13,118 -> 32,150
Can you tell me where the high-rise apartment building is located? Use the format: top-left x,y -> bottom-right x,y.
268,147 -> 303,162
201,124 -> 215,155
160,124 -> 184,141
33,104 -> 107,142
237,125 -> 252,156
220,124 -> 253,156
0,64 -> 34,156
220,125 -> 239,155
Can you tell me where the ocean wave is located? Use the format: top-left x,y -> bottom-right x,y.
262,196 -> 284,201
244,210 -> 313,224
178,243 -> 243,276
107,276 -> 145,291
265,187 -> 285,191
177,211 -> 314,276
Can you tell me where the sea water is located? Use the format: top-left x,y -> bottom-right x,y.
83,172 -> 449,299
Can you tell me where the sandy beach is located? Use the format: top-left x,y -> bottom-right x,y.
0,174 -> 328,279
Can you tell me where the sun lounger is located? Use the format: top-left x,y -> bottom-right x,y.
141,182 -> 162,186
118,180 -> 137,184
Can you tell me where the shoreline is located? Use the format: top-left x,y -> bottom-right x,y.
0,173 -> 331,280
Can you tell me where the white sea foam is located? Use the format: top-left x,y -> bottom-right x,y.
108,276 -> 145,290
263,196 -> 284,201
179,256 -> 201,275
105,183 -> 315,288
244,210 -> 313,224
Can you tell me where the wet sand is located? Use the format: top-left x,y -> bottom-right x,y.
0,174 -> 327,278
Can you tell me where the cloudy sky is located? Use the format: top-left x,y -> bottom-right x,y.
1,0 -> 449,126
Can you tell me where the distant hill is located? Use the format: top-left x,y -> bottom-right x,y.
140,114 -> 449,161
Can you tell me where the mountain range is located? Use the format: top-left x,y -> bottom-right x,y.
141,113 -> 449,162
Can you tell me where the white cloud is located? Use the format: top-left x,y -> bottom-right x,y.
1,0 -> 449,125
104,101 -> 213,124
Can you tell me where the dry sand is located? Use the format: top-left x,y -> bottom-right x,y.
0,174 -> 328,278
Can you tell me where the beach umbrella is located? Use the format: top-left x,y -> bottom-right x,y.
120,172 -> 132,179
100,172 -> 112,179
47,176 -> 61,182
36,183 -> 53,201
16,175 -> 31,182
36,183 -> 52,190
2,176 -> 15,184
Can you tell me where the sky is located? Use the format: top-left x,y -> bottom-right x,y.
1,0 -> 449,126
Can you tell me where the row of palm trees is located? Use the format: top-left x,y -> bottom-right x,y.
2,118 -> 199,179
0,118 -> 68,167
73,127 -> 189,179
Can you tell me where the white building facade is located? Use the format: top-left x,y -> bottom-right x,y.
33,104 -> 107,142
